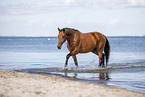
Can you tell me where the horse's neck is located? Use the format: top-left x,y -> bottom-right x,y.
66,35 -> 74,45
66,32 -> 80,46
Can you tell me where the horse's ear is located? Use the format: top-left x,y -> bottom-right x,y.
58,28 -> 61,32
62,29 -> 65,33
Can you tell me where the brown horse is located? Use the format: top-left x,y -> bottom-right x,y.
57,28 -> 110,69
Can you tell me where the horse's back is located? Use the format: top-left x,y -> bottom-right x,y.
82,32 -> 106,44
89,32 -> 106,40
78,32 -> 104,52
89,32 -> 106,48
78,32 -> 106,53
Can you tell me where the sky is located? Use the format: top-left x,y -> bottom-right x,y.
0,0 -> 145,36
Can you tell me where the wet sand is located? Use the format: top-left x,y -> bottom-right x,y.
0,69 -> 144,97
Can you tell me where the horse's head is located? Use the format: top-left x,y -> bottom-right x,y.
57,28 -> 67,49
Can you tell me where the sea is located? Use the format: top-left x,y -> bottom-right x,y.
0,36 -> 145,93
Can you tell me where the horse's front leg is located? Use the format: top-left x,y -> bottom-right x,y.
72,55 -> 78,68
64,53 -> 72,69
65,46 -> 79,69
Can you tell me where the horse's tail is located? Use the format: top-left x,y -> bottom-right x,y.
104,37 -> 110,66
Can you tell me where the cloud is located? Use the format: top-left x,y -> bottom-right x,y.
0,0 -> 145,15
23,19 -> 39,26
128,0 -> 145,6
110,18 -> 119,24
65,0 -> 74,5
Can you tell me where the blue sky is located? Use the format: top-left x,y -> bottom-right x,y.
0,0 -> 145,36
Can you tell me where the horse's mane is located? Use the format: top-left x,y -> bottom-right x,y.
61,28 -> 80,32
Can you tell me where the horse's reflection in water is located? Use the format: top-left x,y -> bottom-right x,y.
64,69 -> 110,81
99,73 -> 110,80
64,69 -> 78,78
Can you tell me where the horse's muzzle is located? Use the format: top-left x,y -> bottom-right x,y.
57,45 -> 61,49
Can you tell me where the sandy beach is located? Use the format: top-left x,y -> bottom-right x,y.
0,69 -> 144,97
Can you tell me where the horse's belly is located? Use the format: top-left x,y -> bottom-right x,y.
79,42 -> 95,53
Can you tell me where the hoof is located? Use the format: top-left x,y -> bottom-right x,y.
64,67 -> 68,70
98,65 -> 106,69
74,66 -> 78,71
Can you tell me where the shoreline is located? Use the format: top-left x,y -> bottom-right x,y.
0,69 -> 145,97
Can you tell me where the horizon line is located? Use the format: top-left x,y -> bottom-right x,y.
0,35 -> 145,37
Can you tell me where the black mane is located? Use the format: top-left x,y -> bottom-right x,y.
61,28 -> 80,32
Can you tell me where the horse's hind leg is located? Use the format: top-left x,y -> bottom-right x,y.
101,53 -> 105,67
98,52 -> 102,67
99,53 -> 105,67
92,49 -> 104,67
99,52 -> 106,67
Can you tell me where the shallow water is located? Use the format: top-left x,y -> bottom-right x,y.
0,36 -> 145,93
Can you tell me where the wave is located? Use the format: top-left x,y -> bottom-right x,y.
16,61 -> 145,75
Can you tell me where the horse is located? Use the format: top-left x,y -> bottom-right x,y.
57,28 -> 110,69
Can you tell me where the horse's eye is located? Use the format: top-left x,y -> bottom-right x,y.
62,36 -> 65,38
